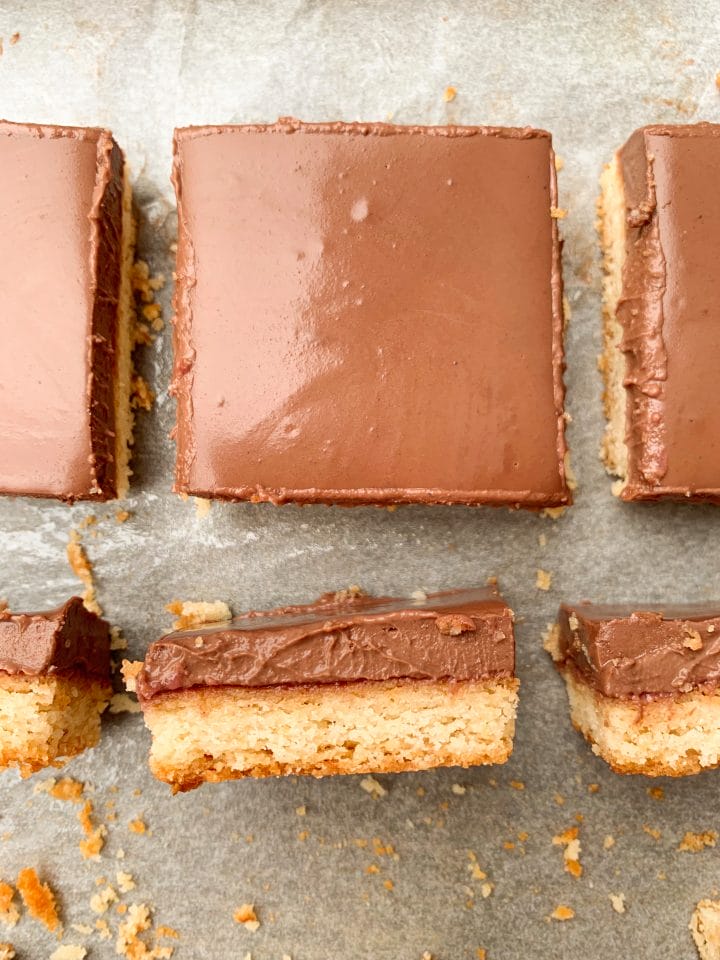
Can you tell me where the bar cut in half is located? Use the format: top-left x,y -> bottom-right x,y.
599,123 -> 720,502
136,586 -> 518,792
0,597 -> 112,776
547,602 -> 720,776
0,121 -> 136,501
172,119 -> 570,509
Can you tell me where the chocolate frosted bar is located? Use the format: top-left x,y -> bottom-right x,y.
0,121 -> 136,501
172,119 -> 570,508
0,597 -> 112,776
547,601 -> 720,776
600,123 -> 720,502
137,586 -> 519,791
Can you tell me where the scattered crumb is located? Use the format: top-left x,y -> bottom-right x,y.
165,599 -> 231,631
542,506 -> 566,520
117,872 -> 136,894
109,693 -> 141,714
0,946 -> 13,960
451,784 -> 466,796
481,882 -> 494,899
71,924 -> 93,935
642,824 -> 662,842
411,589 -> 428,603
110,627 -> 128,651
90,886 -> 118,915
550,206 -> 568,219
554,793 -> 565,806
129,818 -> 147,835
0,883 -> 19,928
156,926 -> 179,940
43,777 -> 84,803
510,780 -> 525,791
9,33 -> 19,45
554,154 -> 564,171
131,375 -> 155,411
16,868 -> 60,933
194,498 -> 211,519
588,783 -> 600,794
121,660 -> 143,693
553,826 -> 582,878
683,628 -> 704,651
79,801 -> 107,859
115,510 -> 131,523
443,85 -> 457,101
536,569 -> 553,591
604,835 -> 616,849
610,893 -> 627,915
333,585 -> 364,603
233,904 -> 260,932
538,532 -> 547,547
647,786 -> 665,801
360,776 -> 387,799
115,902 -> 172,958
679,831 -> 718,853
295,805 -> 306,817
549,904 -> 575,921
50,945 -> 87,960
67,530 -> 101,615
383,879 -> 394,891
691,898 -> 720,959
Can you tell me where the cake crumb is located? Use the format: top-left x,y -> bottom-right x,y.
683,628 -> 704,651
411,589 -> 428,603
603,835 -> 616,849
67,530 -> 101,615
110,627 -> 128,651
157,926 -> 179,940
647,786 -> 665,800
131,375 -> 155,412
691,898 -> 720,959
550,206 -> 568,219
50,945 -> 86,960
115,902 -> 172,958
79,801 -> 107,859
16,868 -> 60,933
334,585 -> 365,603
481,882 -> 494,899
360,776 -> 387,799
554,154 -> 564,171
295,805 -> 306,817
643,824 -> 662,842
0,946 -> 14,960
121,659 -> 142,692
610,893 -> 627,914
588,783 -> 600,794
0,883 -> 19,928
536,569 -> 553,591
71,924 -> 93,935
451,784 -> 466,796
129,818 -> 147,835
117,872 -> 136,893
115,510 -> 131,523
443,85 -> 457,101
109,693 -> 142,714
550,904 -> 575,921
510,780 -> 525,791
165,600 -> 231,631
554,793 -> 565,806
553,826 -> 582,877
194,497 -> 211,518
233,904 -> 260,932
679,831 -> 718,853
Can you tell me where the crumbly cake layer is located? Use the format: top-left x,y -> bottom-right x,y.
113,163 -> 137,499
143,677 -> 519,792
0,673 -> 111,777
560,666 -> 720,776
598,155 -> 628,486
691,900 -> 720,960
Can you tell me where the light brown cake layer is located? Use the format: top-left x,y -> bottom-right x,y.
113,163 -> 138,499
143,677 -> 519,792
0,673 -> 111,777
559,665 -> 720,776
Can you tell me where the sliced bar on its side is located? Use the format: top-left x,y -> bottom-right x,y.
547,601 -> 720,775
0,597 -> 112,775
137,586 -> 518,792
599,123 -> 720,502
0,121 -> 136,501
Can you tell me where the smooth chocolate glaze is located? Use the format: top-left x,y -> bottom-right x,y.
616,123 -> 720,502
556,601 -> 720,699
172,119 -> 569,508
0,596 -> 111,679
137,587 -> 515,702
0,121 -> 125,501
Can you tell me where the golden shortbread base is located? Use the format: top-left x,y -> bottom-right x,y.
142,677 -> 519,792
598,156 -> 629,488
560,666 -> 720,776
0,673 -> 110,777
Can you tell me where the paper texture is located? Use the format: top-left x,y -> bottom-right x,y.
1,1 -> 719,956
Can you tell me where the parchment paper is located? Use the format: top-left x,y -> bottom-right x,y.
1,2 -> 720,957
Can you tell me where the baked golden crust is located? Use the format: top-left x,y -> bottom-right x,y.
141,677 -> 519,792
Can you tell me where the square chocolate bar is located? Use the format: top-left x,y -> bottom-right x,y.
172,119 -> 570,508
